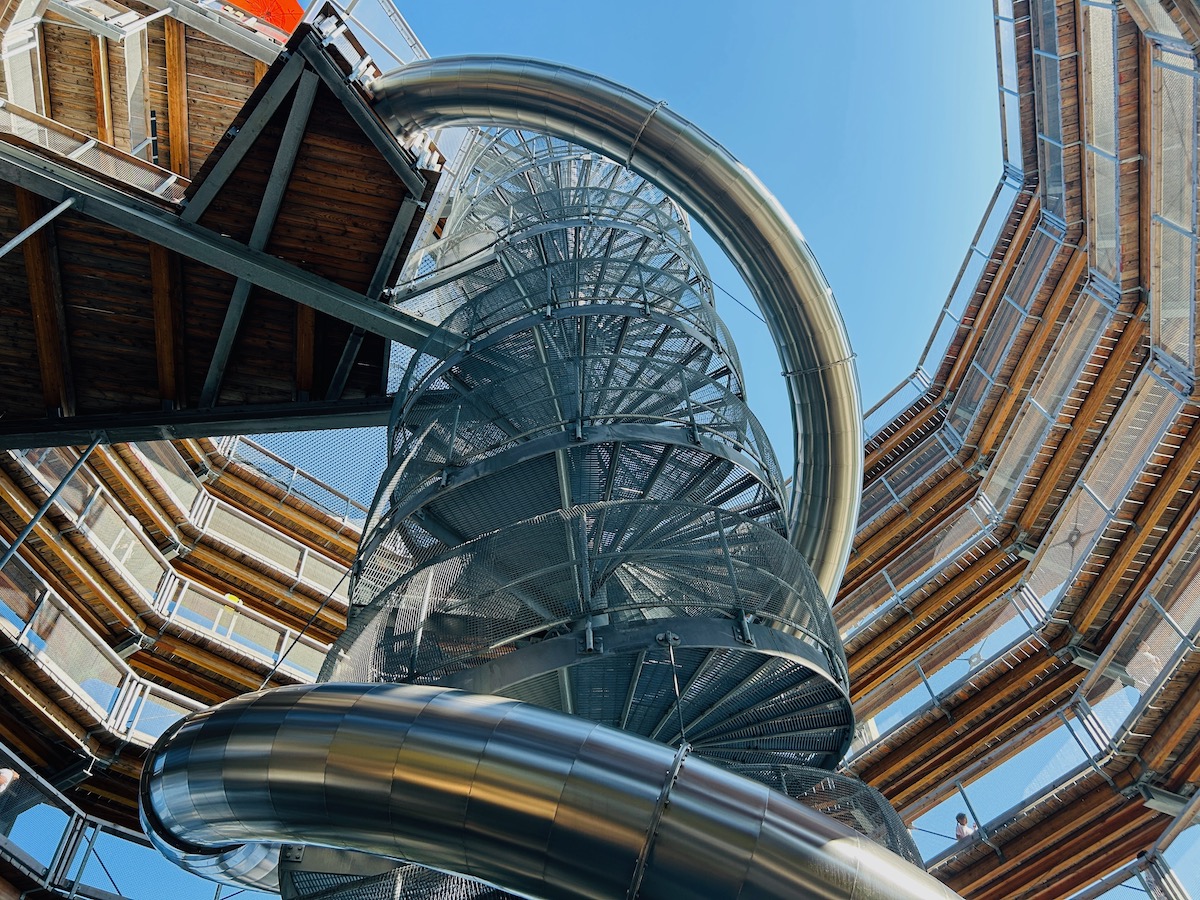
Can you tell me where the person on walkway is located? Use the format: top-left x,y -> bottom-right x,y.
955,812 -> 976,840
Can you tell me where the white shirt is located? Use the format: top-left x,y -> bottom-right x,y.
0,768 -> 19,794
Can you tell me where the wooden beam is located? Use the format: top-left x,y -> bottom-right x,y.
864,404 -> 941,473
15,186 -> 74,416
295,304 -> 314,400
0,466 -> 139,632
975,809 -> 1159,900
0,656 -> 95,752
863,655 -> 1064,794
847,547 -> 1018,684
35,23 -> 52,115
176,546 -> 345,638
206,467 -> 360,560
884,664 -> 1078,807
1141,660 -> 1200,772
850,563 -> 1026,700
1016,316 -> 1147,533
1166,715 -> 1200,791
1070,410 -> 1200,636
944,782 -> 1134,897
164,17 -> 190,178
940,197 -> 1043,394
839,468 -> 979,597
1023,822 -> 1166,900
91,445 -> 180,543
133,650 -> 235,704
149,633 -> 268,691
1095,475 -> 1200,651
149,243 -> 186,409
89,36 -> 113,144
976,246 -> 1089,457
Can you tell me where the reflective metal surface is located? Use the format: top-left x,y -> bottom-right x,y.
142,683 -> 960,899
370,57 -> 862,599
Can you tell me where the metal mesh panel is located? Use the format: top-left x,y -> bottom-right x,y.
1089,158 -> 1119,283
82,497 -> 165,597
1087,375 -> 1176,510
28,600 -> 124,715
1026,488 -> 1108,609
324,126 -> 858,889
1036,48 -> 1064,144
1156,64 -> 1196,230
341,501 -> 844,687
1153,222 -> 1195,364
129,686 -> 196,742
0,551 -> 42,632
839,502 -> 995,642
983,401 -> 1052,514
1086,5 -> 1117,154
947,363 -> 991,438
1030,291 -> 1111,417
19,447 -> 95,516
206,503 -> 304,572
1153,526 -> 1200,634
1004,229 -> 1059,315
1085,522 -> 1200,744
134,441 -> 202,510
235,431 -> 379,516
1040,138 -> 1067,221
288,865 -> 509,900
731,765 -> 922,867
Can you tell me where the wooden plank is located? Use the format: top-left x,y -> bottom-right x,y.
164,16 -> 190,178
89,36 -> 113,143
15,187 -> 74,416
36,23 -> 52,115
150,242 -> 186,408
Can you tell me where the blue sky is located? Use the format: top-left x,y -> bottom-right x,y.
398,1 -> 1003,462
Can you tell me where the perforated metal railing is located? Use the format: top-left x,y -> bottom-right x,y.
0,100 -> 186,201
0,539 -> 203,747
725,765 -> 923,867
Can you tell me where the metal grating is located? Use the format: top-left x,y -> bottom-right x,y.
315,127 -> 873,898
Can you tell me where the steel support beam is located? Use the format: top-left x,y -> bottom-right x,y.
0,140 -> 446,354
325,194 -> 422,401
0,396 -> 393,450
199,67 -> 321,407
181,51 -> 307,224
0,194 -> 72,260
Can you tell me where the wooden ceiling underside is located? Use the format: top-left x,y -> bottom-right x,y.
0,17 -> 436,449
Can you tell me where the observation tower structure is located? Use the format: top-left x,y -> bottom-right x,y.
140,45 -> 955,900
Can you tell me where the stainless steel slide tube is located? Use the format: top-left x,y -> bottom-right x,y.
141,683 -> 960,900
369,57 -> 862,600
